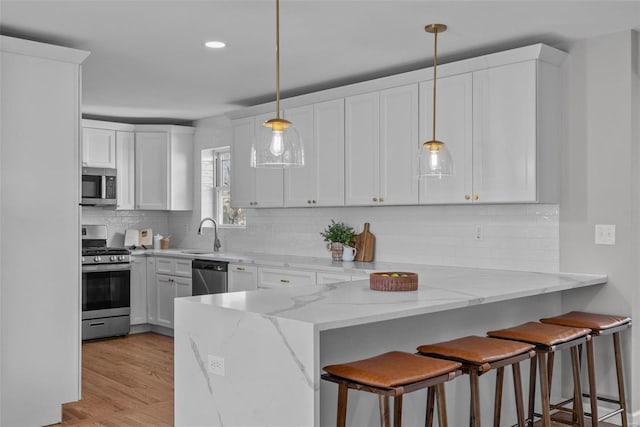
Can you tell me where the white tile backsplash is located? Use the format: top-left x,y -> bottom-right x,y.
169,204 -> 559,273
82,207 -> 169,247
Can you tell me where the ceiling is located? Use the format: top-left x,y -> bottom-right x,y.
1,1 -> 639,124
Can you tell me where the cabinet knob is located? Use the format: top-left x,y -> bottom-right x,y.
464,195 -> 470,200
307,200 -> 311,204
473,194 -> 479,201
254,201 -> 258,206
379,197 -> 384,203
372,197 -> 378,202
312,200 -> 316,204
280,279 -> 290,283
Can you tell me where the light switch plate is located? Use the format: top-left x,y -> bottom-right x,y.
595,224 -> 615,245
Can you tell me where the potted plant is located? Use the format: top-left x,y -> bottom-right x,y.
321,220 -> 356,261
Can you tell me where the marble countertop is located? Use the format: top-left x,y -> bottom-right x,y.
177,265 -> 607,331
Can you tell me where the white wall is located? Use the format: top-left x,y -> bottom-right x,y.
1,37 -> 88,426
560,30 -> 638,422
169,117 -> 560,272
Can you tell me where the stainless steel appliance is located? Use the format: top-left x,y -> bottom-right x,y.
192,259 -> 228,295
82,167 -> 117,206
82,225 -> 131,340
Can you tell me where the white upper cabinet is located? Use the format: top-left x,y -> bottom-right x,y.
345,92 -> 380,205
472,60 -> 537,203
115,131 -> 135,210
135,125 -> 194,211
284,99 -> 345,207
82,127 -> 116,168
419,73 -> 473,204
231,114 -> 283,208
346,84 -> 418,206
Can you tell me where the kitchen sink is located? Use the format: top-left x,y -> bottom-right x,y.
181,250 -> 213,255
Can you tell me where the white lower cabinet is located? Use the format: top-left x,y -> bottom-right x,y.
228,264 -> 258,292
155,274 -> 192,329
130,256 -> 147,325
258,267 -> 316,289
146,257 -> 157,324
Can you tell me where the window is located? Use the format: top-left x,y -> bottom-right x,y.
201,147 -> 245,227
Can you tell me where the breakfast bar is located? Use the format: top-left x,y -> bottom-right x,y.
174,266 -> 606,426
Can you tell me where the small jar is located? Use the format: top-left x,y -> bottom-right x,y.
160,236 -> 170,250
153,234 -> 162,250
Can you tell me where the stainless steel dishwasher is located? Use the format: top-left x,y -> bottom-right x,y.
192,259 -> 228,295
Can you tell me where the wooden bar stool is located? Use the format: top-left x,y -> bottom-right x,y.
322,351 -> 462,427
487,322 -> 591,427
540,311 -> 631,426
417,336 -> 536,427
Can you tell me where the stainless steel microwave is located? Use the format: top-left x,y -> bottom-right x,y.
82,167 -> 117,206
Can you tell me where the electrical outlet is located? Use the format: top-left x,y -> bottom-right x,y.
208,355 -> 225,376
594,224 -> 615,245
475,225 -> 483,240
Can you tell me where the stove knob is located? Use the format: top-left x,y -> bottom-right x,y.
94,256 -> 101,262
118,255 -> 125,261
81,257 -> 85,263
110,256 -> 117,262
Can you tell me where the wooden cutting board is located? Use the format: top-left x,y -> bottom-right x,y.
354,223 -> 375,262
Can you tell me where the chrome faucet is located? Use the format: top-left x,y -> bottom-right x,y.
197,217 -> 221,252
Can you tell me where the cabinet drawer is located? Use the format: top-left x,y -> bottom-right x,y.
229,264 -> 258,292
156,257 -> 192,277
258,267 -> 316,288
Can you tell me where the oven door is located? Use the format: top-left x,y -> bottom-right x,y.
82,263 -> 131,320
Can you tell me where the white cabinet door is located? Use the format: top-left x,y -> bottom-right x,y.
284,105 -> 315,207
379,84 -> 419,205
315,99 -> 345,206
135,132 -> 168,210
130,256 -> 147,325
116,131 -> 135,210
174,276 -> 192,298
146,257 -> 157,324
419,74 -> 473,204
228,264 -> 258,292
231,117 -> 256,208
156,275 -> 174,328
345,92 -> 380,205
472,61 -> 537,203
253,112 -> 284,207
82,127 -> 116,168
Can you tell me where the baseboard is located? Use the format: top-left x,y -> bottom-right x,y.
150,324 -> 174,337
130,324 -> 151,334
632,408 -> 640,426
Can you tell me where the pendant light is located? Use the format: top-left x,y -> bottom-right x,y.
251,0 -> 304,168
418,23 -> 453,177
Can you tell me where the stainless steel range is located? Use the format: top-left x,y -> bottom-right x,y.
82,225 -> 131,340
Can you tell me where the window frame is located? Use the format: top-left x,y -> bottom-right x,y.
201,146 -> 245,229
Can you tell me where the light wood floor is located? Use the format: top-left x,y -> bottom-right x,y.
53,332 -> 174,426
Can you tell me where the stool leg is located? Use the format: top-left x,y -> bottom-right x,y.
437,383 -> 448,427
528,355 -> 537,427
546,351 -> 555,400
470,370 -> 481,427
393,394 -> 403,427
570,346 -> 585,427
337,383 -> 348,427
613,332 -> 629,427
426,386 -> 435,427
538,352 -> 551,427
379,395 -> 390,427
585,337 -> 598,425
512,362 -> 526,427
493,367 -> 504,427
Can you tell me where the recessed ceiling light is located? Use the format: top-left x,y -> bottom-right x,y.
205,41 -> 226,49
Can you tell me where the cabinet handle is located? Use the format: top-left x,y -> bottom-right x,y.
464,195 -> 470,200
379,197 -> 384,203
235,267 -> 245,271
473,194 -> 479,201
372,197 -> 378,202
280,279 -> 290,283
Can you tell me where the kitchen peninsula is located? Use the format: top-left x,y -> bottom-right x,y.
174,264 -> 606,426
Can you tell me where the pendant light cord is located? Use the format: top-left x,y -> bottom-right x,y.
275,0 -> 281,119
432,28 -> 438,143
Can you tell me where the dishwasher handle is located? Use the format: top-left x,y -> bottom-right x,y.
192,259 -> 228,272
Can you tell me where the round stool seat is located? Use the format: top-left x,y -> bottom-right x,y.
417,336 -> 535,372
324,351 -> 461,388
540,311 -> 631,334
487,321 -> 590,347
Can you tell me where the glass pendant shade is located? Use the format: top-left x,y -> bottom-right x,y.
418,140 -> 453,177
251,118 -> 304,168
